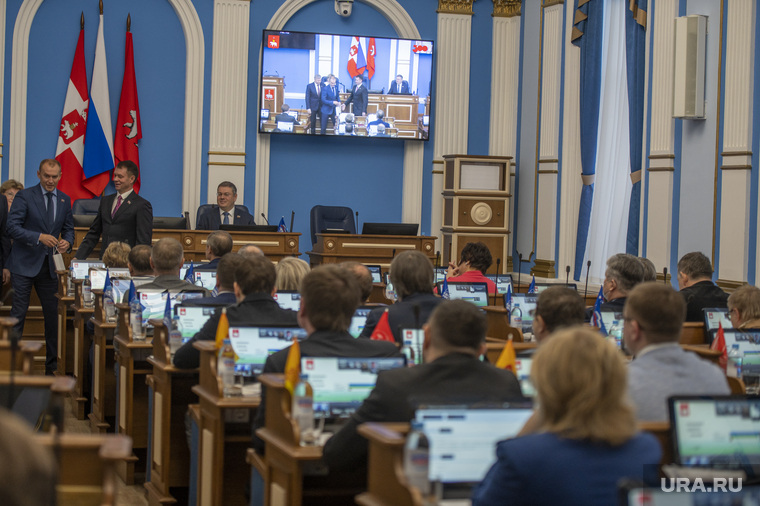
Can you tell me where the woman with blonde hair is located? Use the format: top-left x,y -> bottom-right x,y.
0,179 -> 23,210
275,256 -> 310,292
101,241 -> 131,269
727,284 -> 760,329
473,328 -> 660,505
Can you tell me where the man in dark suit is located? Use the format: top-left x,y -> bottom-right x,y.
305,74 -> 321,134
75,160 -> 152,259
388,74 -> 411,95
585,253 -> 645,321
273,103 -> 298,128
252,264 -> 401,452
320,74 -> 341,135
344,76 -> 368,117
7,159 -> 75,374
323,299 -> 523,473
196,230 -> 233,271
676,251 -> 729,321
196,181 -> 255,230
174,254 -> 298,369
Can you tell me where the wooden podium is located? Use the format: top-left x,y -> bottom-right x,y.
307,234 -> 436,272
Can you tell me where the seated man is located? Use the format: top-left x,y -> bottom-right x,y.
585,253 -> 645,321
677,251 -> 728,322
238,244 -> 264,258
368,109 -> 390,129
251,265 -> 401,453
728,284 -> 760,330
445,241 -> 497,294
196,181 -> 255,230
624,283 -> 729,422
133,238 -> 208,294
341,261 -> 374,304
196,230 -> 233,271
127,244 -> 155,286
532,286 -> 586,343
173,254 -> 298,369
274,103 -> 298,125
360,251 -> 441,344
375,124 -> 390,137
387,74 -> 410,95
182,253 -> 241,307
323,299 -> 523,473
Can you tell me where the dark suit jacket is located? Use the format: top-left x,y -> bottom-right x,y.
173,292 -> 298,369
322,353 -> 523,472
7,184 -> 74,277
181,291 -> 237,307
680,280 -> 729,322
305,82 -> 321,110
75,191 -> 152,259
585,297 -> 626,322
252,329 -> 401,452
0,195 -> 11,273
274,113 -> 297,124
320,85 -> 341,116
360,292 -> 443,344
388,80 -> 410,94
196,205 -> 255,230
345,85 -> 368,116
195,258 -> 220,271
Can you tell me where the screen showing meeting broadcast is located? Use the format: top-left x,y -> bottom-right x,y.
514,356 -> 535,397
301,357 -> 406,418
71,260 -> 104,280
349,307 -> 373,338
704,308 -> 732,332
273,291 -> 301,311
509,294 -> 538,332
229,326 -> 308,376
260,30 -> 433,140
722,331 -> 760,355
89,268 -> 130,291
174,305 -> 219,343
485,274 -> 513,295
672,398 -> 760,468
415,404 -> 534,484
191,271 -> 217,291
137,290 -> 203,328
446,282 -> 489,307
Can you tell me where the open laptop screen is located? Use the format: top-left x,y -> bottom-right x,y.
366,265 -> 382,284
722,330 -> 760,354
229,326 -> 308,377
534,282 -> 578,293
434,267 -> 447,284
89,268 -> 130,290
415,402 -> 534,484
438,282 -> 489,307
191,270 -> 217,291
301,356 -> 406,419
507,293 -> 538,333
349,306 -> 374,338
669,396 -> 760,470
485,274 -> 514,295
273,291 -> 301,311
174,305 -> 222,343
71,260 -> 105,280
514,355 -> 535,397
137,290 -> 204,328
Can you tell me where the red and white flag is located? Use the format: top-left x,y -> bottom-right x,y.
56,27 -> 94,202
114,27 -> 142,193
347,36 -> 366,78
367,38 -> 376,80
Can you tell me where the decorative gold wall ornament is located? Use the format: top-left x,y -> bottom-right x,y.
492,0 -> 521,17
437,0 -> 476,15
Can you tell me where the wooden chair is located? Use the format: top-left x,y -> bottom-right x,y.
726,376 -> 746,394
0,340 -> 42,374
680,322 -> 707,345
638,421 -> 673,469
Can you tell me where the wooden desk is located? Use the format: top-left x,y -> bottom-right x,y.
114,302 -> 153,484
191,341 -> 260,506
145,320 -> 199,506
56,269 -> 76,377
680,322 -> 707,345
484,340 -> 537,364
355,422 -> 417,506
307,234 -> 436,270
0,374 -> 75,433
484,306 -> 523,342
69,228 -> 300,263
71,279 -> 94,420
90,290 -> 118,433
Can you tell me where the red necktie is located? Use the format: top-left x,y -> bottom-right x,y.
112,195 -> 123,218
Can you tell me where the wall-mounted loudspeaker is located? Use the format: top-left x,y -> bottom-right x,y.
673,15 -> 707,119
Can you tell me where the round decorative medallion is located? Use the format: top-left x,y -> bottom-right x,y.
326,240 -> 335,250
288,239 -> 296,249
424,243 -> 433,252
470,202 -> 493,226
183,236 -> 192,246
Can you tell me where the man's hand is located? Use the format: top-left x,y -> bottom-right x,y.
2,269 -> 9,285
306,108 -> 311,114
340,104 -> 346,111
39,233 -> 58,248
57,239 -> 70,254
447,261 -> 461,278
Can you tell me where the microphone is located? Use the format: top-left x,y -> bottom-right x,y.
663,267 -> 668,284
260,213 -> 270,225
566,265 -> 570,285
392,249 -> 396,259
435,251 -> 440,269
290,211 -> 295,233
584,260 -> 591,299
355,211 -> 359,234
517,253 -> 523,293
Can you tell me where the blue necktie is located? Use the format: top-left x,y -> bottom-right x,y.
46,192 -> 55,224
223,212 -> 230,225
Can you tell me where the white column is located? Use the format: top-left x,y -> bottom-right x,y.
644,0 -> 678,275
431,9 -> 473,248
207,0 -> 250,218
720,0 -> 755,286
489,6 -> 521,271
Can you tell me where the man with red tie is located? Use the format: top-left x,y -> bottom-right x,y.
75,160 -> 153,259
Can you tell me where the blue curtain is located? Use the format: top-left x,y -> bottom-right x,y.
625,0 -> 648,255
572,0 -> 605,279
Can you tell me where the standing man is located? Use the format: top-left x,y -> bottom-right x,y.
196,181 -> 255,230
344,75 -> 368,117
75,160 -> 152,259
7,159 -> 74,375
387,74 -> 410,95
320,74 -> 341,135
305,74 -> 321,134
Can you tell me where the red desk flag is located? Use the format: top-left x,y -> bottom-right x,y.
114,28 -> 142,193
711,322 -> 727,372
369,309 -> 395,343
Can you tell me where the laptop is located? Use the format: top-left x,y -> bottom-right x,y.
505,293 -> 538,333
192,270 -> 217,291
434,267 -> 448,284
721,330 -> 760,354
669,396 -> 760,475
228,325 -> 308,377
414,402 -> 534,496
514,355 -> 535,397
273,291 -> 301,311
174,305 -> 223,343
437,281 -> 490,307
276,121 -> 294,132
301,356 -> 406,421
110,278 -> 133,303
485,274 -> 514,295
136,289 -> 204,328
366,265 -> 382,284
703,308 -> 732,345
260,109 -> 269,120
70,260 -> 105,280
349,306 -> 374,338
89,268 -> 130,290
534,282 -> 578,293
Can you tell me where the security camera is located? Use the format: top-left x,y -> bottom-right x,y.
335,0 -> 353,17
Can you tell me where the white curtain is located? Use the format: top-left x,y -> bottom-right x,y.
582,0 -> 632,284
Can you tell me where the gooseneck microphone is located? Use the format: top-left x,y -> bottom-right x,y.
584,260 -> 591,299
516,253 -> 523,293
663,267 -> 668,285
260,213 -> 270,225
290,211 -> 295,233
566,265 -> 571,285
355,211 -> 359,234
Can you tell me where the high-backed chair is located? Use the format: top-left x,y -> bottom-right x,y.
195,203 -> 251,229
72,198 -> 101,215
309,205 -> 356,246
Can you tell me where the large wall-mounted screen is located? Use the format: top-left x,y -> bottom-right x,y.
259,30 -> 433,141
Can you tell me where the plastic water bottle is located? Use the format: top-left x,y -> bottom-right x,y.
608,320 -> 623,349
67,265 -> 75,296
104,285 -> 116,323
83,275 -> 93,308
168,314 -> 182,358
218,339 -> 240,397
292,374 -> 316,445
404,421 -> 430,498
510,303 -> 522,328
728,344 -> 743,378
130,298 -> 145,340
